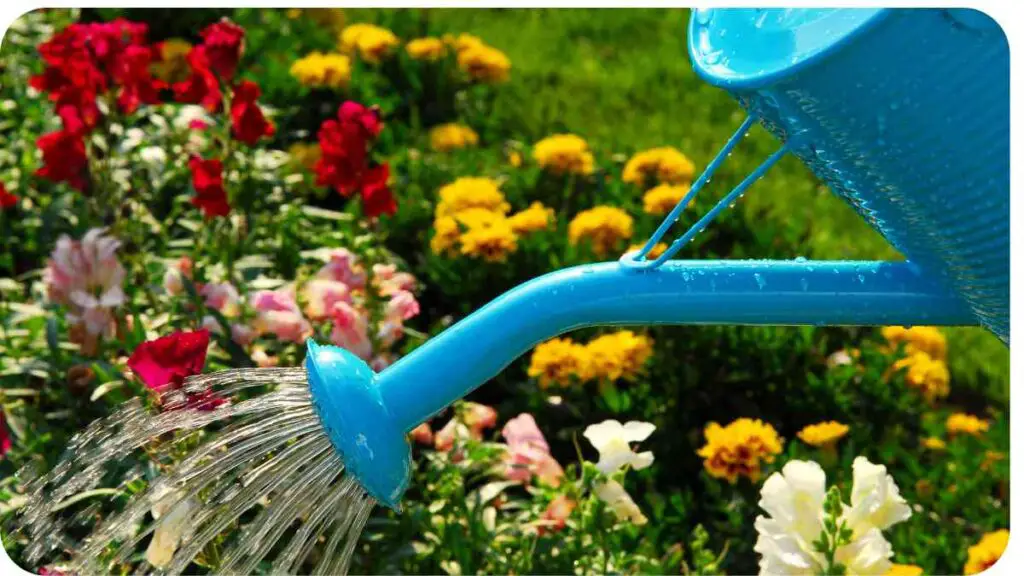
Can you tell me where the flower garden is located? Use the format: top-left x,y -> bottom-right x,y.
0,8 -> 1011,575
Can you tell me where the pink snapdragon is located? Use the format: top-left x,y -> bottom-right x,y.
162,256 -> 193,296
501,413 -> 565,487
373,263 -> 416,296
316,248 -> 366,289
302,278 -> 352,321
250,287 -> 312,343
329,301 -> 372,359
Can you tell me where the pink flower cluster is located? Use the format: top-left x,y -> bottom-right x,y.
45,228 -> 126,354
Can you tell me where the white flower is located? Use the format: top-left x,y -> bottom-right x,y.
139,146 -> 168,167
583,419 -> 655,474
834,526 -> 893,575
146,493 -> 197,568
173,105 -> 212,131
844,456 -> 912,536
120,127 -> 146,152
594,479 -> 647,526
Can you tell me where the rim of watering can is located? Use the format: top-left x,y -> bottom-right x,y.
687,8 -> 890,90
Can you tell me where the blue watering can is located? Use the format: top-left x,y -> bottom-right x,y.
306,8 -> 1010,508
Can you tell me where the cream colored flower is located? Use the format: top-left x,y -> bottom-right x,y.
594,479 -> 647,525
146,494 -> 197,568
845,456 -> 912,536
583,419 -> 655,474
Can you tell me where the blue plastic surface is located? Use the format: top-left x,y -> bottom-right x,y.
689,8 -> 1010,342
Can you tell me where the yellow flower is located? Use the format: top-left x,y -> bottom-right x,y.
945,412 -> 989,437
290,52 -> 352,89
436,177 -> 510,217
508,202 -> 555,234
150,39 -> 193,83
697,418 -> 784,483
429,123 -> 479,152
287,142 -> 321,173
623,147 -> 696,186
339,23 -> 399,63
921,436 -> 947,451
406,37 -> 447,61
628,242 -> 669,260
528,337 -> 591,388
457,43 -> 511,83
453,207 -> 506,230
642,183 -> 692,215
886,564 -> 924,576
532,134 -> 595,176
892,352 -> 950,402
459,219 -> 518,262
431,215 -> 461,255
508,150 -> 523,168
964,529 -> 1009,574
796,421 -> 850,448
585,331 -> 654,382
443,33 -> 486,54
568,206 -> 634,256
882,326 -> 947,360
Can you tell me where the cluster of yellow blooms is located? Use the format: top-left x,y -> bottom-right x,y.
883,326 -> 950,402
339,23 -> 400,64
796,420 -> 849,448
642,183 -> 692,216
406,37 -> 447,61
696,418 -> 784,483
527,330 -> 654,388
568,206 -> 634,256
430,178 -> 553,262
945,412 -> 989,437
290,52 -> 353,89
964,529 -> 1009,574
532,134 -> 596,176
151,39 -> 193,83
444,33 -> 511,83
624,147 -> 696,187
429,123 -> 479,152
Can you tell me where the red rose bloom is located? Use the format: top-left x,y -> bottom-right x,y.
230,80 -> 274,145
127,329 -> 225,411
199,20 -> 245,79
0,183 -> 17,210
360,163 -> 396,218
188,156 -> 230,217
36,128 -> 88,190
112,44 -> 166,114
173,47 -> 222,112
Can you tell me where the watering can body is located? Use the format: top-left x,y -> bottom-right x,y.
689,7 -> 1010,342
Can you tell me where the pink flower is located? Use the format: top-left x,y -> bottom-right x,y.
250,287 -> 312,343
315,248 -> 366,289
302,278 -> 352,321
200,315 -> 252,346
465,402 -> 498,436
1,411 -> 12,457
434,419 -> 469,453
162,256 -> 192,296
251,347 -> 278,367
372,263 -> 417,296
409,423 -> 433,446
501,414 -> 565,487
537,495 -> 575,535
386,290 -> 420,322
199,282 -> 241,316
329,301 -> 372,359
45,228 -> 126,343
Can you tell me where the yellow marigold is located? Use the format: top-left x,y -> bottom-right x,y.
628,242 -> 669,260
443,33 -> 486,54
623,147 -> 696,186
921,436 -> 947,451
429,123 -> 479,152
431,215 -> 460,255
892,352 -> 950,402
886,565 -> 924,576
569,206 -> 634,256
459,220 -> 518,262
796,421 -> 850,448
642,183 -> 692,215
946,412 -> 989,437
453,207 -> 506,230
882,325 -> 946,360
585,330 -> 654,382
508,202 -> 555,234
406,37 -> 446,61
532,134 -> 596,176
436,177 -> 510,217
528,337 -> 591,388
697,418 -> 784,483
457,43 -> 511,83
339,23 -> 399,63
287,142 -> 321,173
290,52 -> 352,89
151,38 -> 192,83
964,529 -> 1009,574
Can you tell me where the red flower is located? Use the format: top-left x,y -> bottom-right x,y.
127,329 -> 224,411
338,100 -> 382,138
112,44 -> 166,114
173,47 -> 222,112
314,102 -> 380,196
360,163 -> 396,218
36,129 -> 88,190
0,411 -> 11,457
230,80 -> 274,145
199,20 -> 245,79
188,156 -> 229,217
0,183 -> 17,210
